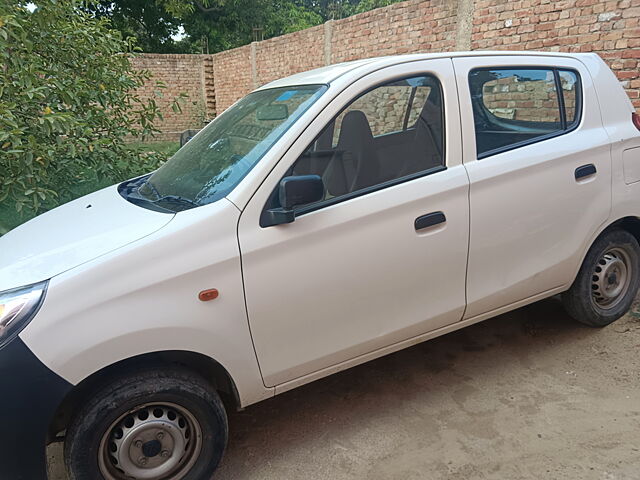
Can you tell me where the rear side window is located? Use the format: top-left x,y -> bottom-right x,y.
469,68 -> 582,158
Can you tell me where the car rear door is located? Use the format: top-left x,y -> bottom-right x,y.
453,55 -> 612,319
237,59 -> 470,387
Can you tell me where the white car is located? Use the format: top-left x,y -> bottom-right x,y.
1,51 -> 639,480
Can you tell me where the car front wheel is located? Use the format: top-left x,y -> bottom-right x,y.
64,367 -> 228,480
562,229 -> 640,327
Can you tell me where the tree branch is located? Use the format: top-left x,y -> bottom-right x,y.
194,1 -> 219,13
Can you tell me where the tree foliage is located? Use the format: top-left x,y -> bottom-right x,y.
83,0 -> 186,54
0,1 -> 172,233
177,0 -> 325,53
86,0 -> 404,54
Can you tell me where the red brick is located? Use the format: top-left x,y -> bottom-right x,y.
128,0 -> 640,138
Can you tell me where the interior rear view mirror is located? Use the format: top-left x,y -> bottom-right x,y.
256,104 -> 289,121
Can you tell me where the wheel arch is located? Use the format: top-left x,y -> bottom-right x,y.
570,216 -> 640,287
48,350 -> 240,441
611,216 -> 640,245
593,216 -> 640,249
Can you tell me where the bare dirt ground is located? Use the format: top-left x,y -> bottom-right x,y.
49,296 -> 640,479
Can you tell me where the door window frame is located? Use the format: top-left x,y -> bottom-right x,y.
469,66 -> 583,159
260,72 -> 448,224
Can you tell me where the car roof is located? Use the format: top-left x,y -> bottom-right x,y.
257,51 -> 596,90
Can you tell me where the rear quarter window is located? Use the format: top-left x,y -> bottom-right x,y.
558,70 -> 580,126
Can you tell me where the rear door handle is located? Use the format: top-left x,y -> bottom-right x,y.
415,211 -> 446,231
575,164 -> 596,180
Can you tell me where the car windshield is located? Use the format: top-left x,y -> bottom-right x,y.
133,84 -> 327,212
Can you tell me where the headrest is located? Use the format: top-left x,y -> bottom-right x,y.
337,110 -> 374,147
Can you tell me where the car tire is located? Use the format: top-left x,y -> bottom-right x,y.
562,229 -> 640,327
64,367 -> 228,480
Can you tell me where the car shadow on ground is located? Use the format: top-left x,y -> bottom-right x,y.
215,296 -> 601,479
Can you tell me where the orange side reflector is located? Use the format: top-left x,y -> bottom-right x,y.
198,289 -> 219,302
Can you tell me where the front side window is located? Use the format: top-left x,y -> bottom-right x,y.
127,85 -> 327,212
331,79 -> 435,144
469,68 -> 581,158
269,74 -> 445,214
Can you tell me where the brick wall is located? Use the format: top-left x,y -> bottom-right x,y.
471,0 -> 639,108
255,24 -> 327,86
481,74 -> 561,122
133,0 -> 639,140
331,0 -> 457,63
475,69 -> 580,123
130,54 -> 210,141
211,45 -> 253,115
210,0 -> 638,112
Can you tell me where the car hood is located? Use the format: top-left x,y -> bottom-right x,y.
0,185 -> 174,292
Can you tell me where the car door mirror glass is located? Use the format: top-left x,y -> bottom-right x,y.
279,175 -> 324,209
263,175 -> 324,227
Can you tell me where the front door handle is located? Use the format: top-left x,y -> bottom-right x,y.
575,164 -> 597,180
415,211 -> 446,231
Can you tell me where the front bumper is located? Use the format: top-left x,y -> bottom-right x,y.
0,336 -> 72,479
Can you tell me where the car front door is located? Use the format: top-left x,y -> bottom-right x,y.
237,59 -> 470,387
453,56 -> 612,319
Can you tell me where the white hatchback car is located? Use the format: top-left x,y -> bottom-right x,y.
1,51 -> 640,480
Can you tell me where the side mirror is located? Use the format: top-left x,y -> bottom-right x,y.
263,175 -> 324,227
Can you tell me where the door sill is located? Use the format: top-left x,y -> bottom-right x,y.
273,285 -> 566,396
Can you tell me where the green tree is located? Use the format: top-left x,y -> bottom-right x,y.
0,1 -> 172,233
85,0 -> 188,54
85,0 -> 404,54
177,0 -> 324,53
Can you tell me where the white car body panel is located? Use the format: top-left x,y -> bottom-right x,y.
453,55 -> 612,319
19,199 -> 273,406
0,186 -> 173,292
256,58 -> 378,90
586,54 -> 640,241
0,51 -> 636,410
240,164 -> 469,387
237,58 -> 469,386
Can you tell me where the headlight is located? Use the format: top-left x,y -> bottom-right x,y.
0,281 -> 48,349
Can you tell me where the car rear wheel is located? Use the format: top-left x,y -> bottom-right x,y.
64,367 -> 228,480
562,229 -> 640,327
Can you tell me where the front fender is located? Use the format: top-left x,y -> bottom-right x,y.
20,199 -> 273,408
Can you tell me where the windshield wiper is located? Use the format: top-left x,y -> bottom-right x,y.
139,178 -> 162,199
133,178 -> 198,211
150,195 -> 199,208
